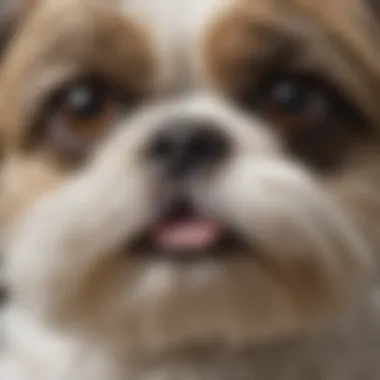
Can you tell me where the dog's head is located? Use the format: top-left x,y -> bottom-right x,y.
0,0 -> 379,354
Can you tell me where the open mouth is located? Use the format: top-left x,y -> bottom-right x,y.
130,199 -> 247,262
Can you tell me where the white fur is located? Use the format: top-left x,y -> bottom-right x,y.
122,0 -> 235,89
2,95 -> 374,378
1,1 -> 379,379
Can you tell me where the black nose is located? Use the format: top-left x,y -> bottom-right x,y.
147,120 -> 231,178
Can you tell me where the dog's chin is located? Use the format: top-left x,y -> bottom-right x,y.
86,190 -> 369,353
100,246 -> 358,355
98,200 -> 275,352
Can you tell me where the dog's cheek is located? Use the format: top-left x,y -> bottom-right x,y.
327,174 -> 380,261
0,158 -> 65,239
200,157 -> 371,307
0,154 -> 63,309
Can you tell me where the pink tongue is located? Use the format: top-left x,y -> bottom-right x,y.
153,218 -> 221,252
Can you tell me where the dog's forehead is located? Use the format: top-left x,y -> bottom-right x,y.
119,0 -> 235,89
122,0 -> 230,32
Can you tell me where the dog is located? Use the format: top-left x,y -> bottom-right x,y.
1,0 -> 380,378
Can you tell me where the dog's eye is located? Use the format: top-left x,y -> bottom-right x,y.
241,72 -> 366,171
252,74 -> 331,134
47,79 -> 123,156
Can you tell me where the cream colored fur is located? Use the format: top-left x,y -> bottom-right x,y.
0,0 -> 380,379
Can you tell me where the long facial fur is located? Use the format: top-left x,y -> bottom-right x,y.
1,0 -> 380,378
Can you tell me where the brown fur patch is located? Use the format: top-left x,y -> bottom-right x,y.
0,0 -> 156,150
202,0 -> 380,125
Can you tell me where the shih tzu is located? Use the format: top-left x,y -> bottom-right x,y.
1,0 -> 380,379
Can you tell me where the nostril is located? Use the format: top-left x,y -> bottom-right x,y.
146,120 -> 232,178
189,129 -> 230,163
190,131 -> 212,158
149,133 -> 174,161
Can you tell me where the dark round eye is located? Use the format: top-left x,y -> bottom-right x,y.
240,72 -> 367,171
254,75 -> 330,135
47,79 -> 123,156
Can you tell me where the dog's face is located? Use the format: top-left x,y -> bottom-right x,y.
1,0 -> 380,354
